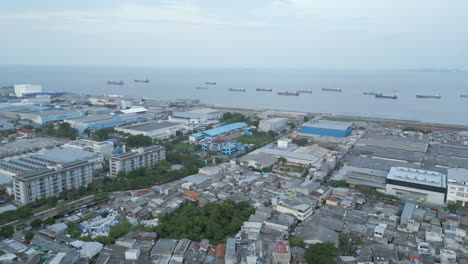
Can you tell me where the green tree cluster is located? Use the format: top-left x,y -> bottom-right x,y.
305,242 -> 336,264
156,200 -> 254,244
30,219 -> 43,228
25,231 -> 35,241
290,237 -> 304,247
221,112 -> 259,126
66,221 -> 82,238
109,221 -> 132,239
0,225 -> 14,238
43,123 -> 78,140
126,134 -> 153,148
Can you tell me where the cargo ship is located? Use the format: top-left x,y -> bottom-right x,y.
107,81 -> 124,85
298,90 -> 312,94
205,82 -> 216,85
229,88 -> 245,92
375,94 -> 398,99
196,87 -> 208,90
416,93 -> 441,99
363,91 -> 383,96
461,95 -> 468,98
134,79 -> 149,83
256,88 -> 273,92
278,91 -> 299,96
322,88 -> 341,92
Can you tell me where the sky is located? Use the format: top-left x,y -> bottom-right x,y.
0,0 -> 467,68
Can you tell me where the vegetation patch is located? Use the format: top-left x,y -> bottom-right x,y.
156,200 -> 254,244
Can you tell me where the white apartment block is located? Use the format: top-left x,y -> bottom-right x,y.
13,160 -> 99,205
109,145 -> 165,177
447,168 -> 468,207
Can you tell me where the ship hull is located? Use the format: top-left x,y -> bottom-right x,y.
322,88 -> 341,92
256,89 -> 272,92
416,95 -> 441,99
461,95 -> 468,98
278,92 -> 299,96
229,89 -> 245,92
107,81 -> 124,85
375,95 -> 398,99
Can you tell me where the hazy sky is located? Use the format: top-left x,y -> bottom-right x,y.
1,0 -> 467,68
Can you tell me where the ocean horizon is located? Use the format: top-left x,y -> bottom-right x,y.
1,64 -> 468,126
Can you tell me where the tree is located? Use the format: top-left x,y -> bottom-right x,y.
25,231 -> 35,241
303,116 -> 310,122
116,170 -> 126,178
30,219 -> 43,228
0,225 -> 14,238
267,130 -> 276,138
127,134 -> 153,148
109,221 -> 132,239
215,157 -> 223,164
447,202 -> 460,213
222,112 -> 232,121
44,217 -> 56,226
175,130 -> 183,137
290,237 -> 304,247
305,242 -> 336,264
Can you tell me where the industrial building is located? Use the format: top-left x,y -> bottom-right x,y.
13,159 -> 100,205
202,139 -> 242,155
258,118 -> 288,133
64,115 -> 125,133
300,120 -> 352,137
64,139 -> 115,157
237,153 -> 278,170
109,145 -> 165,177
385,167 -> 447,205
6,108 -> 86,125
447,168 -> 468,207
89,95 -> 124,107
188,108 -> 220,120
189,122 -> 248,142
115,121 -> 187,139
14,84 -> 42,97
256,148 -> 321,167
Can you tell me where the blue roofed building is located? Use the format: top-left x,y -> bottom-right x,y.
300,120 -> 352,138
189,122 -> 248,142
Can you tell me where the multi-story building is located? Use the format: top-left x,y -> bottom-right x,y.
109,145 -> 165,177
202,139 -> 242,156
386,167 -> 447,205
225,238 -> 236,264
14,84 -> 42,97
447,168 -> 468,207
13,160 -> 100,205
274,197 -> 313,221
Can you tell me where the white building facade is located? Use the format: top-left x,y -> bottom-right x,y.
447,168 -> 468,207
110,145 -> 165,177
385,167 -> 447,205
13,160 -> 100,205
14,84 -> 42,97
258,118 -> 288,133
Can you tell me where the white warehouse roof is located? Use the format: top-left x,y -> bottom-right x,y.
302,120 -> 352,130
387,167 -> 447,188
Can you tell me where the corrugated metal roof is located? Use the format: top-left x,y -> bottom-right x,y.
302,120 -> 352,130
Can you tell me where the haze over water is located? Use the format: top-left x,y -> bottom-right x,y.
1,65 -> 468,126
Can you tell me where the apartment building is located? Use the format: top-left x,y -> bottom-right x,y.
109,145 -> 165,177
13,160 -> 99,205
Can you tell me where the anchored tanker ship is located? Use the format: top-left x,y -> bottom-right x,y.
107,81 -> 124,85
416,93 -> 441,99
256,88 -> 273,92
375,94 -> 398,99
278,91 -> 299,96
322,88 -> 341,92
229,88 -> 246,92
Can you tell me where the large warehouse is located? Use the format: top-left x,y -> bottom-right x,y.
385,167 -> 447,205
258,118 -> 288,133
115,121 -> 187,139
300,120 -> 352,137
189,122 -> 248,142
